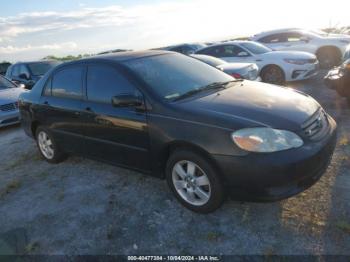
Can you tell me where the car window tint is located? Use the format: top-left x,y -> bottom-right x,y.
43,78 -> 52,96
87,65 -> 136,103
219,45 -> 247,57
285,32 -> 303,42
259,34 -> 286,43
12,65 -> 20,77
19,65 -> 30,79
52,66 -> 83,99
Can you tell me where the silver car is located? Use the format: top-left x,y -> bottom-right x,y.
190,54 -> 259,81
0,75 -> 25,127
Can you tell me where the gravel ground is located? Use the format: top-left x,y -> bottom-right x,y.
0,72 -> 349,255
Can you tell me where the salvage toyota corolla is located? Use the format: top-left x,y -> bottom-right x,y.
19,51 -> 337,213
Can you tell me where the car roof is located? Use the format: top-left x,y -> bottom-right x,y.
61,50 -> 174,67
251,28 -> 302,39
12,60 -> 59,65
196,40 -> 253,50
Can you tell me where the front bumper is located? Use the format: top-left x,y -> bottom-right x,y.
0,110 -> 20,127
286,62 -> 319,82
212,117 -> 337,201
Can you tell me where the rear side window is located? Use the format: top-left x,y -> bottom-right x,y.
86,65 -> 136,104
52,66 -> 83,99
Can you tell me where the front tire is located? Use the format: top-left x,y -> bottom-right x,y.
36,126 -> 66,163
260,65 -> 285,85
166,150 -> 225,213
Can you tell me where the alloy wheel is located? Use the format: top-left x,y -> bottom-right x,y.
38,131 -> 54,159
172,160 -> 211,206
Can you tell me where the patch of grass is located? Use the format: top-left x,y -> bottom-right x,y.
336,221 -> 350,234
25,241 -> 40,253
205,232 -> 221,242
0,179 -> 22,198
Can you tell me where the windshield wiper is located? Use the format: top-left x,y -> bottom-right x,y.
172,80 -> 240,102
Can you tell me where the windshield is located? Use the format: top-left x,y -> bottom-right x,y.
28,61 -> 60,76
124,54 -> 233,100
191,55 -> 226,67
240,42 -> 271,54
0,76 -> 17,90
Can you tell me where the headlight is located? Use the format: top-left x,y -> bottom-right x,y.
231,128 -> 303,153
284,58 -> 308,65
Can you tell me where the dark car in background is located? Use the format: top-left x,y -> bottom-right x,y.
324,59 -> 350,102
190,54 -> 259,80
0,62 -> 11,76
6,60 -> 61,89
19,51 -> 336,213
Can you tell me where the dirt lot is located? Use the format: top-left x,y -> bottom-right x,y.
0,71 -> 349,255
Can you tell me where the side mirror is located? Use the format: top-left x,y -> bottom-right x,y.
112,94 -> 143,108
18,73 -> 29,80
238,51 -> 249,57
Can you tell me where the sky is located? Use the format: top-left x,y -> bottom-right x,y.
0,0 -> 349,62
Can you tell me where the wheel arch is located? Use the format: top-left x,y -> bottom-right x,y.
158,140 -> 227,183
316,45 -> 342,57
259,64 -> 286,81
31,120 -> 41,137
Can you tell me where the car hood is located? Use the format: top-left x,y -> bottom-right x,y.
179,81 -> 319,131
261,51 -> 316,59
0,87 -> 24,104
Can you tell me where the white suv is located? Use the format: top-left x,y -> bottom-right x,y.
251,28 -> 350,68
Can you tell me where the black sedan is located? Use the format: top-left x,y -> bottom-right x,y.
324,59 -> 350,103
19,51 -> 337,213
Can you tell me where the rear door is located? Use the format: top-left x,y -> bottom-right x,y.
38,65 -> 86,154
80,63 -> 151,171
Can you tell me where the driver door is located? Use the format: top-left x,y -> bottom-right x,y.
80,63 -> 151,171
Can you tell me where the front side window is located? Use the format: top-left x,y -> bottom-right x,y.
52,66 -> 83,99
216,45 -> 250,58
240,42 -> 271,54
87,65 -> 136,103
124,53 -> 233,100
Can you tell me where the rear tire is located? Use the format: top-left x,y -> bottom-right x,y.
260,65 -> 285,85
36,126 -> 66,164
166,150 -> 225,213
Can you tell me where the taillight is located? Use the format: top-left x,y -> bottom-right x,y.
231,73 -> 242,79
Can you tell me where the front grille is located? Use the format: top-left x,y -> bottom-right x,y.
0,102 -> 18,112
301,109 -> 330,141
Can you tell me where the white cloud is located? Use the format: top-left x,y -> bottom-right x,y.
0,0 -> 349,61
0,42 -> 77,54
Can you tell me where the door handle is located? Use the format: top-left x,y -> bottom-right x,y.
85,107 -> 93,112
43,101 -> 49,105
74,111 -> 81,116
